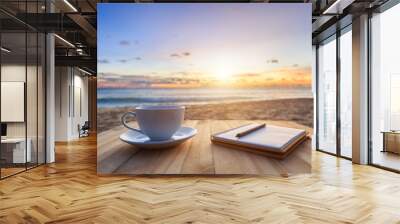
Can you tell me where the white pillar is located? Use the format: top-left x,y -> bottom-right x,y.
312,45 -> 317,150
46,32 -> 55,163
352,14 -> 369,164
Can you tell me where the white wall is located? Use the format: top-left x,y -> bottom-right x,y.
1,65 -> 26,139
1,65 -> 39,137
1,63 -> 46,164
55,67 -> 70,141
73,73 -> 89,136
55,67 -> 89,141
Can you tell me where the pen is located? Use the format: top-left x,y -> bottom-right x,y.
236,123 -> 266,138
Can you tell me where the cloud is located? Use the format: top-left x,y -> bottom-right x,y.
175,71 -> 190,76
119,40 -> 130,46
234,73 -> 261,78
98,59 -> 109,64
117,57 -> 142,63
266,59 -> 279,64
292,64 -> 299,67
170,51 -> 191,58
134,40 -> 140,45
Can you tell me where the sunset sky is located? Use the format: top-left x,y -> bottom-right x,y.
98,3 -> 311,88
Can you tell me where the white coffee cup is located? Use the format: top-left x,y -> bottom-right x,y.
121,105 -> 185,141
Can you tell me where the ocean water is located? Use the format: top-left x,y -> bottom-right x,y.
98,88 -> 312,108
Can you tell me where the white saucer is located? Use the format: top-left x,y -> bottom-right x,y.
120,126 -> 197,149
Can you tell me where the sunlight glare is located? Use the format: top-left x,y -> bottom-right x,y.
215,61 -> 234,82
216,65 -> 233,81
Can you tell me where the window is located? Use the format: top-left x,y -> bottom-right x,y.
370,3 -> 400,171
316,25 -> 353,159
339,28 -> 352,158
317,36 -> 337,154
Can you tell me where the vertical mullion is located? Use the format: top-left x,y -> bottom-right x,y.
0,27 -> 2,179
44,0 -> 48,164
69,69 -> 71,118
60,68 -> 62,117
336,30 -> 341,157
367,11 -> 373,165
316,45 -> 320,150
36,0 -> 39,167
25,0 -> 28,171
73,68 -> 75,118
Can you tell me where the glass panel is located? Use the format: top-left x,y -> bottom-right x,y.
26,0 -> 39,169
317,37 -> 337,154
371,4 -> 400,171
38,32 -> 46,165
0,1 -> 46,179
340,29 -> 352,158
27,30 -> 38,169
1,31 -> 27,177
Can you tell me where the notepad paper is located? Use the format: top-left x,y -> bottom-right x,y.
211,124 -> 307,154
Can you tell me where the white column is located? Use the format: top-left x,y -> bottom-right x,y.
312,45 -> 317,150
352,14 -> 369,164
46,32 -> 55,163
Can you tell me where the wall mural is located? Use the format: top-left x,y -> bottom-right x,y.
97,3 -> 312,176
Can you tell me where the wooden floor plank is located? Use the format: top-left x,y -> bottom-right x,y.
1,134 -> 400,223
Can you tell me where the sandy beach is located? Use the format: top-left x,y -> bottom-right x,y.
97,98 -> 313,133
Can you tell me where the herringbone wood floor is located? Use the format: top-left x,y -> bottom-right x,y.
1,135 -> 400,223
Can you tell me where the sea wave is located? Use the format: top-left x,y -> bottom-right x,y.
97,88 -> 312,108
98,95 -> 253,103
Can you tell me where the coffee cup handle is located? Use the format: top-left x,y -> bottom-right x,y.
121,112 -> 143,133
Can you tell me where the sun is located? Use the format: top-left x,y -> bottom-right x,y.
215,63 -> 234,82
213,60 -> 235,82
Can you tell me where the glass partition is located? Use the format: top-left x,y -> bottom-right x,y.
38,32 -> 46,165
27,30 -> 38,169
0,30 -> 28,177
0,2 -> 46,179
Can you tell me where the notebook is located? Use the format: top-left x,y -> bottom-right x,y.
211,123 -> 307,159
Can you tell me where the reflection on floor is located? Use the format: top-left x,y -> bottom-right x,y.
373,150 -> 400,171
0,167 -> 25,178
1,135 -> 400,223
0,162 -> 41,179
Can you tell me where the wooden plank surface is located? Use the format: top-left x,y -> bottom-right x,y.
98,120 -> 312,175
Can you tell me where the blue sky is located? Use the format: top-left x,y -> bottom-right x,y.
98,3 -> 311,88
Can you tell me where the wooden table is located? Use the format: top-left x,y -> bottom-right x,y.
98,120 -> 311,176
381,131 -> 400,154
